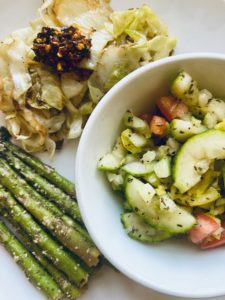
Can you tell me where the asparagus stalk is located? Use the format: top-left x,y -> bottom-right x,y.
2,150 -> 82,224
0,129 -> 93,243
0,220 -> 64,300
2,211 -> 81,300
0,185 -> 88,287
0,127 -> 75,196
0,158 -> 100,267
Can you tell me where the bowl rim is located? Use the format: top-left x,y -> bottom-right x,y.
75,52 -> 225,298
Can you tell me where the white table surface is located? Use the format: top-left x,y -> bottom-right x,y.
0,0 -> 225,299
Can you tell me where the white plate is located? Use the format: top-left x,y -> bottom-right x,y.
0,0 -> 225,299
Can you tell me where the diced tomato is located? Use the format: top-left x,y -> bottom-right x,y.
156,96 -> 188,121
140,113 -> 152,123
188,213 -> 220,244
149,115 -> 167,136
200,223 -> 225,250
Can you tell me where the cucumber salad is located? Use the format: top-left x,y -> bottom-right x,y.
98,71 -> 225,249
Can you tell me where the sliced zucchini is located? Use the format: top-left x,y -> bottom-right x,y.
173,130 -> 225,193
122,161 -> 154,176
154,157 -> 171,178
171,71 -> 199,107
170,118 -> 206,142
121,212 -> 171,243
121,129 -> 147,154
123,111 -> 151,137
125,176 -> 196,234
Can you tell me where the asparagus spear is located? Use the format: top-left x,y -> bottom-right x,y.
0,220 -> 64,300
0,129 -> 92,243
2,211 -> 81,300
2,150 -> 82,224
0,158 -> 100,267
0,185 -> 88,287
0,127 -> 75,196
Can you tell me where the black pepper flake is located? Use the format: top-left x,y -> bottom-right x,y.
127,116 -> 133,123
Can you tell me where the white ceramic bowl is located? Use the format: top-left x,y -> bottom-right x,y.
76,53 -> 225,298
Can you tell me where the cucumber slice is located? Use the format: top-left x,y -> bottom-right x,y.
122,161 -> 154,176
154,157 -> 171,178
138,182 -> 156,203
173,130 -> 225,193
172,71 -> 225,122
171,71 -> 199,106
215,120 -> 225,131
206,99 -> 225,122
210,205 -> 225,216
106,172 -> 124,190
142,150 -> 156,164
112,137 -> 127,158
187,169 -> 219,197
170,118 -> 206,142
157,146 -> 170,159
198,89 -> 212,107
121,129 -> 147,154
203,112 -> 218,129
123,111 -> 151,137
121,212 -> 171,243
98,153 -> 123,171
215,198 -> 225,207
98,138 -> 126,171
125,176 -> 196,234
144,172 -> 160,187
166,137 -> 180,154
124,154 -> 138,164
188,187 -> 220,207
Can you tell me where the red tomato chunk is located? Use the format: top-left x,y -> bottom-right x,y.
150,115 -> 167,136
188,214 -> 220,244
157,96 -> 188,121
201,223 -> 225,250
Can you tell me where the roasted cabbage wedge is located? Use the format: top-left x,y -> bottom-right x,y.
0,0 -> 176,154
